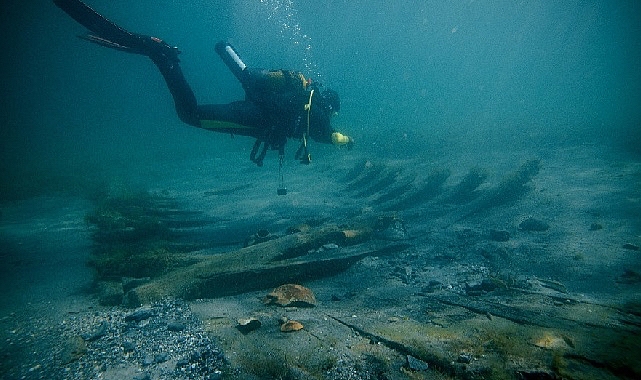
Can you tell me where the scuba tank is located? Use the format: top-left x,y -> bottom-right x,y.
215,42 -> 247,84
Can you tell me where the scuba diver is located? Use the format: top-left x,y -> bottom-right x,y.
53,0 -> 353,171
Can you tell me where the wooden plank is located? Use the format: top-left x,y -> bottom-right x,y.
123,223 -> 408,306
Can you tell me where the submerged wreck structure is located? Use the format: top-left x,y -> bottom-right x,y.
84,158 -> 640,379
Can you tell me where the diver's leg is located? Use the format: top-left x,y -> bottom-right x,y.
150,57 -> 200,127
54,0 -> 199,126
197,102 -> 264,135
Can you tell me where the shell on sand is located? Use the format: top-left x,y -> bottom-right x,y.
263,284 -> 317,307
280,320 -> 304,332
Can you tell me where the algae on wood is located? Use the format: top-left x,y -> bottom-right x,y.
124,224 -> 408,306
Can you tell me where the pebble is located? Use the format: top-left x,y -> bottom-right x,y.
81,321 -> 108,341
457,353 -> 473,364
154,353 -> 169,363
518,217 -> 549,232
124,307 -> 155,322
406,355 -> 429,371
122,340 -> 136,352
37,299 -> 225,379
167,322 -> 186,332
236,317 -> 261,334
143,354 -> 155,366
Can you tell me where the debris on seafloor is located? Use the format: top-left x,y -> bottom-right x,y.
519,217 -> 550,232
279,319 -> 304,333
263,284 -> 317,307
405,355 -> 429,371
236,317 -> 262,335
533,331 -> 572,350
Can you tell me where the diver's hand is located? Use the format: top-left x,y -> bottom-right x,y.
331,132 -> 353,148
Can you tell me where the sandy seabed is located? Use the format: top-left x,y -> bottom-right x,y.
1,141 -> 640,379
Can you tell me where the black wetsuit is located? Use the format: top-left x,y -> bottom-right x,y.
53,0 -> 339,165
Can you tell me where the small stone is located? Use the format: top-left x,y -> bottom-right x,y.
622,243 -> 639,251
125,307 -> 154,322
143,354 -> 155,366
406,355 -> 429,371
236,317 -> 261,334
190,350 -> 203,361
465,279 -> 501,296
167,322 -> 186,332
154,353 -> 169,363
81,321 -> 108,341
280,320 -> 304,332
122,341 -> 136,352
518,217 -> 549,232
457,353 -> 473,364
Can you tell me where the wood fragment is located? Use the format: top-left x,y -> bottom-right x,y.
123,223 -> 409,306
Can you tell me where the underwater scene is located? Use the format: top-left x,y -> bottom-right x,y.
1,0 -> 640,379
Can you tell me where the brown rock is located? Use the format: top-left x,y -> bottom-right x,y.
280,320 -> 304,332
263,284 -> 317,307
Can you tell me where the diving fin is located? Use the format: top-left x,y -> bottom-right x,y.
54,0 -> 180,62
79,34 -> 137,54
54,0 -> 134,47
